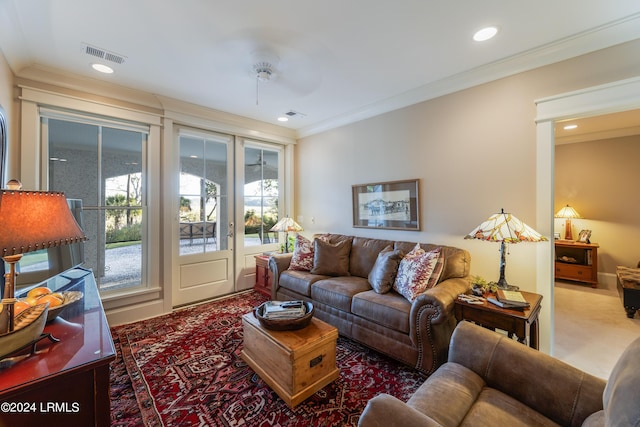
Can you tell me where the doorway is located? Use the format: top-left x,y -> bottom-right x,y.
535,76 -> 640,354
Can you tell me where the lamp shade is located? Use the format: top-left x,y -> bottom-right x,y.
465,209 -> 547,290
0,190 -> 87,256
555,205 -> 581,219
270,217 -> 303,233
465,209 -> 547,244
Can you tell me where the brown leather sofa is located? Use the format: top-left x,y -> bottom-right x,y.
359,320 -> 640,427
269,233 -> 471,374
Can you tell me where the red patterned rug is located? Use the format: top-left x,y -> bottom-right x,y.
109,291 -> 426,426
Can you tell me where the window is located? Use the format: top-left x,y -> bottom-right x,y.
45,116 -> 148,292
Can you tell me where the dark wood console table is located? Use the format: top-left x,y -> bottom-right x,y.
0,268 -> 115,426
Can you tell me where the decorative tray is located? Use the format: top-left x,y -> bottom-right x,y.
46,291 -> 84,322
253,301 -> 314,331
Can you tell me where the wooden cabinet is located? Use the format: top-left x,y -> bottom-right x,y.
254,255 -> 272,297
0,268 -> 115,426
554,241 -> 599,287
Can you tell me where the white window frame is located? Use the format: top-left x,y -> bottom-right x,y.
19,86 -> 163,308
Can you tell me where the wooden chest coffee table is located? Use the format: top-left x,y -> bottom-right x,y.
241,312 -> 339,407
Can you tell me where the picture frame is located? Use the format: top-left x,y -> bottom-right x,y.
352,179 -> 420,230
577,229 -> 592,243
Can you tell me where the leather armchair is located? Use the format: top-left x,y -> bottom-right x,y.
360,321 -> 640,426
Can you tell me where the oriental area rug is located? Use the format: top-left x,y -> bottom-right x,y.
109,291 -> 426,426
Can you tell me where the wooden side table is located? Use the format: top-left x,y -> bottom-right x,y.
254,254 -> 272,297
454,290 -> 543,349
554,240 -> 599,287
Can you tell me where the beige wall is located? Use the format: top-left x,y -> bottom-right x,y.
295,38 -> 640,294
556,135 -> 640,278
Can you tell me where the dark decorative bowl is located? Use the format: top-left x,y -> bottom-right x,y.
253,301 -> 314,331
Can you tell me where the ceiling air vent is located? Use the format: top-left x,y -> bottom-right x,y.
284,110 -> 307,119
82,43 -> 126,64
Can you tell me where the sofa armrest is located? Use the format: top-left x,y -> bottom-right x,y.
449,321 -> 605,427
408,277 -> 470,373
268,253 -> 293,299
358,394 -> 442,427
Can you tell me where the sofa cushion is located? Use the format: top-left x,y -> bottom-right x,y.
462,388 -> 560,427
279,270 -> 328,297
393,246 -> 443,301
368,245 -> 404,294
311,276 -> 371,312
351,290 -> 410,334
311,237 -> 353,276
349,237 -> 395,279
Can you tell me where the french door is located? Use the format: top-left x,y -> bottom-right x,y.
173,130 -> 283,307
174,129 -> 235,306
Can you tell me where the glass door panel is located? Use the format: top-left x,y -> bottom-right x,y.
243,146 -> 280,247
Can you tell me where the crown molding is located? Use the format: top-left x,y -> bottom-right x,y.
297,12 -> 640,139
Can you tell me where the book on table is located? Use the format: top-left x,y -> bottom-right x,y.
263,300 -> 306,319
487,290 -> 530,309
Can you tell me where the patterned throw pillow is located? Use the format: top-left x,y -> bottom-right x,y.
288,234 -> 330,271
288,235 -> 315,271
393,245 -> 443,301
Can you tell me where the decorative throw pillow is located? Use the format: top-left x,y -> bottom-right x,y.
311,238 -> 353,276
288,234 -> 331,271
393,246 -> 443,301
288,235 -> 315,271
368,245 -> 404,294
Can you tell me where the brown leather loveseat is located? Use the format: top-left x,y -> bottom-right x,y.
359,320 -> 640,426
269,233 -> 471,374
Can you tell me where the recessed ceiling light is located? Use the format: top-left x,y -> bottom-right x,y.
563,124 -> 578,130
91,63 -> 114,74
277,116 -> 289,122
473,26 -> 499,42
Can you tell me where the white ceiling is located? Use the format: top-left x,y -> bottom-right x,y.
1,1 -> 640,138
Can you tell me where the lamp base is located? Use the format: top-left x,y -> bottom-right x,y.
496,241 -> 519,291
564,219 -> 573,241
496,278 -> 519,291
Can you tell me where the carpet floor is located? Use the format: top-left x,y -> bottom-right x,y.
109,291 -> 426,426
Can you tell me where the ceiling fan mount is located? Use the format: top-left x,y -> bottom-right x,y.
251,49 -> 279,82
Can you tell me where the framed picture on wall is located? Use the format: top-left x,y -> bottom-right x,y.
352,179 -> 420,230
